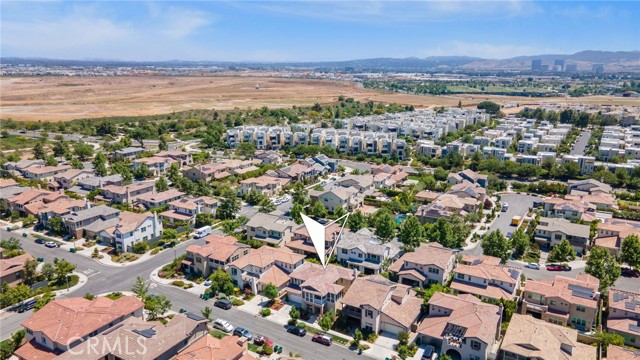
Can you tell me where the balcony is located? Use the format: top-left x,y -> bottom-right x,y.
342,306 -> 362,319
524,301 -> 548,313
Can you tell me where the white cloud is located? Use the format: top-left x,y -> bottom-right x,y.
420,41 -> 559,59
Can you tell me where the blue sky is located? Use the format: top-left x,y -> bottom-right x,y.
1,1 -> 638,61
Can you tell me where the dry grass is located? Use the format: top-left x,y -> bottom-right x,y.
1,75 -> 638,122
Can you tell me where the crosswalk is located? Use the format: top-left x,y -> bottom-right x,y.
83,269 -> 101,278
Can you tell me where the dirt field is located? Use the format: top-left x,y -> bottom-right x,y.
1,76 -> 638,121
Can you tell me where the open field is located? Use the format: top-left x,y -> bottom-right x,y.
1,76 -> 639,121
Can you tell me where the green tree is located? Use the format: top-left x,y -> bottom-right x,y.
0,238 -> 21,251
52,141 -> 68,158
481,230 -> 510,264
53,258 -> 76,285
477,101 -> 501,115
586,246 -> 621,292
44,155 -> 58,166
159,136 -> 169,151
167,162 -> 181,183
201,306 -> 212,320
347,210 -> 367,232
155,176 -> 169,192
510,229 -> 530,259
289,306 -> 300,322
41,263 -> 55,281
209,268 -> 235,295
374,211 -> 396,242
23,259 -> 38,286
33,292 -> 55,312
263,283 -> 279,303
352,328 -> 363,348
92,152 -> 108,176
310,201 -> 327,218
422,284 -> 451,304
73,142 -> 94,160
47,217 -> 66,236
144,294 -> 172,320
291,181 -> 308,205
398,215 -> 425,248
595,331 -> 624,348
132,241 -> 149,254
0,284 -> 32,308
258,197 -> 276,213
33,142 -> 46,159
70,158 -> 84,169
217,187 -> 240,220
133,163 -> 152,179
290,202 -> 304,224
236,142 -> 257,159
131,276 -> 149,299
620,234 -> 640,269
319,310 -> 335,332
195,213 -> 215,228
245,190 -> 264,206
548,239 -> 576,262
162,228 -> 178,240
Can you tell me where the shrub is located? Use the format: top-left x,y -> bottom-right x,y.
260,308 -> 271,317
232,299 -> 244,306
296,322 -> 307,329
288,319 -> 297,326
150,248 -> 160,255
171,280 -> 185,287
183,283 -> 194,289
262,344 -> 274,356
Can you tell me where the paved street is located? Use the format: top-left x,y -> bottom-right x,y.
465,193 -> 538,257
570,130 -> 591,156
0,229 -> 365,360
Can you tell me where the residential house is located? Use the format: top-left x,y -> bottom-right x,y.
135,188 -> 185,209
6,189 -> 51,214
238,175 -> 290,197
21,165 -> 72,181
276,163 -> 324,182
418,292 -> 501,360
415,194 -> 478,223
388,242 -> 456,287
182,163 -> 231,182
286,262 -> 356,315
450,255 -> 522,302
414,190 -> 441,203
3,159 -> 45,172
245,213 -> 295,247
337,175 -> 374,193
184,235 -> 251,277
594,218 -> 640,257
98,211 -> 163,252
111,146 -> 145,160
160,196 -> 218,226
521,273 -> 600,331
132,156 -> 176,176
607,345 -> 640,360
567,179 -> 612,195
26,198 -> 87,226
336,228 -> 401,275
226,246 -> 305,294
175,335 -> 257,360
287,222 -> 343,259
499,314 -> 597,360
541,196 -> 596,221
534,217 -> 590,255
607,288 -> 640,347
340,275 -> 423,335
0,185 -> 27,211
99,182 -> 155,204
315,186 -> 363,214
448,180 -> 487,206
15,296 -> 144,360
156,150 -> 193,167
56,313 -> 208,360
53,169 -> 94,189
254,150 -> 282,165
0,253 -> 34,286
62,205 -> 121,238
458,169 -> 489,188
75,174 -> 123,192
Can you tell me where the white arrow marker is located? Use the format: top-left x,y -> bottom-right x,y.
301,212 -> 349,268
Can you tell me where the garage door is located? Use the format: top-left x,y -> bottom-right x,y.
287,293 -> 302,305
381,322 -> 404,335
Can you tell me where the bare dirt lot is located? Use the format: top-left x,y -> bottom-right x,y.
2,76 -> 638,121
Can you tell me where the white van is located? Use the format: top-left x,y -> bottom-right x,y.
213,319 -> 234,333
194,226 -> 212,239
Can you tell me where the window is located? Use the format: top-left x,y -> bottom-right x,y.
550,300 -> 556,306
457,273 -> 465,280
231,268 -> 238,275
342,249 -> 348,254
470,356 -> 480,360
576,305 -> 586,313
141,226 -> 147,232
470,340 -> 481,350
365,310 -> 373,318
428,268 -> 439,274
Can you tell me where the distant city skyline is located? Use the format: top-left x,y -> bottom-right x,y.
1,1 -> 638,62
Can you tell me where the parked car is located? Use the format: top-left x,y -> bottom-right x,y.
203,279 -> 211,287
421,345 -> 438,360
546,264 -> 564,271
502,202 -> 509,212
213,319 -> 234,333
44,241 -> 58,248
233,327 -> 253,340
16,299 -> 36,313
253,335 -> 273,347
311,333 -> 332,346
525,263 -> 541,270
34,238 -> 46,244
214,299 -> 232,310
621,267 -> 640,278
287,326 -> 307,337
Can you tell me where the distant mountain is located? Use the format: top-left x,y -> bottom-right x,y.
2,50 -> 638,72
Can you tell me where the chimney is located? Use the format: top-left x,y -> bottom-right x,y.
126,186 -> 131,204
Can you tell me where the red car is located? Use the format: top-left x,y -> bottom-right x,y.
253,335 -> 273,347
546,264 -> 564,271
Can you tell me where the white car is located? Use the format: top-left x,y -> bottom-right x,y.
213,319 -> 234,333
203,279 -> 211,287
502,202 -> 509,212
525,263 -> 541,270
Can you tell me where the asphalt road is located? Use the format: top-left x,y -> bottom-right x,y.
570,130 -> 591,156
0,229 -> 365,360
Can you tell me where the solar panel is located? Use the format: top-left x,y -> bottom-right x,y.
132,328 -> 157,338
612,293 -> 629,302
629,324 -> 640,334
625,300 -> 640,311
